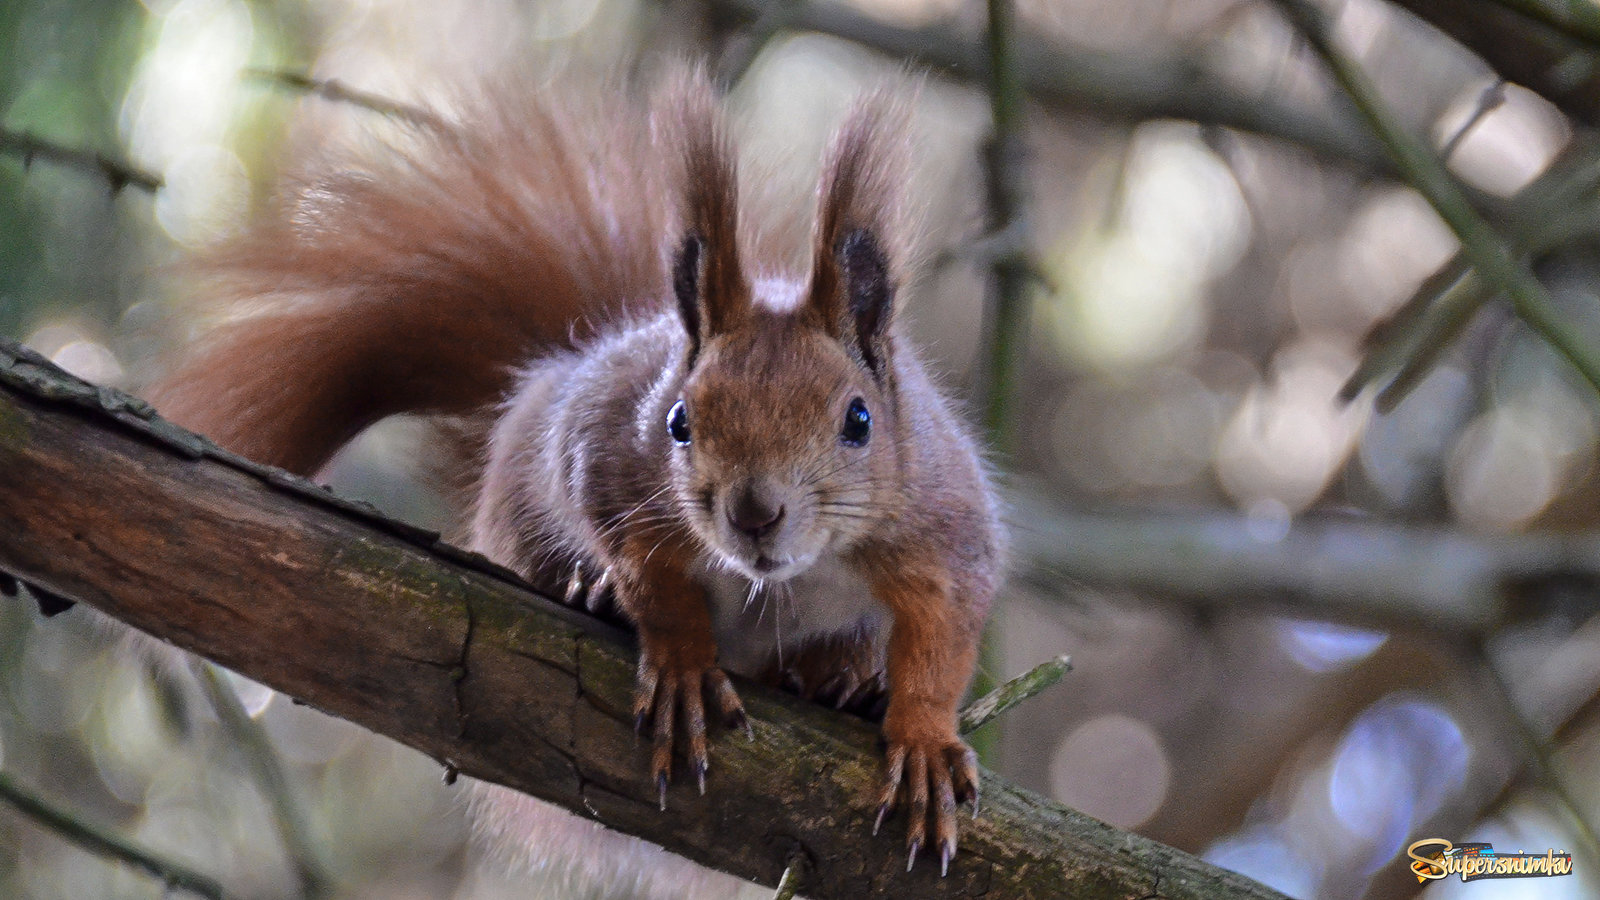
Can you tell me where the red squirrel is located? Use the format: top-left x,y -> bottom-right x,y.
149,67 -> 1003,885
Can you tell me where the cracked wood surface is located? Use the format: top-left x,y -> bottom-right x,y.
0,338 -> 1285,899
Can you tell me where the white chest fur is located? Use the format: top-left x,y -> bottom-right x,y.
698,553 -> 888,676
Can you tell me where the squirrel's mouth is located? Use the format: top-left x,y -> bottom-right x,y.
718,546 -> 814,583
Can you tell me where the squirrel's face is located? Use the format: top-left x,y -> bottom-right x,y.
668,311 -> 898,582
664,103 -> 905,582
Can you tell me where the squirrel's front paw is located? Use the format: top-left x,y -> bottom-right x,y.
873,730 -> 979,877
634,657 -> 751,809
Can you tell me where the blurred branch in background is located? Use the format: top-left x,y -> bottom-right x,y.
713,0 -> 799,88
190,660 -> 331,900
0,128 -> 160,194
702,0 -> 1396,174
0,771 -> 224,900
1389,0 -> 1600,125
1344,135 -> 1600,411
1271,0 -> 1600,406
243,69 -> 444,128
1467,639 -> 1600,865
978,0 -> 1032,451
1010,486 -> 1600,634
1481,0 -> 1600,47
1437,80 -> 1507,163
965,0 -> 1033,765
1363,631 -> 1600,900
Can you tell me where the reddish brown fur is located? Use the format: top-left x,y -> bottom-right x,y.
152,68 -> 1002,886
149,83 -> 671,474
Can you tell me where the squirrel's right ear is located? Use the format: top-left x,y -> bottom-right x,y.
805,92 -> 910,379
660,69 -> 747,361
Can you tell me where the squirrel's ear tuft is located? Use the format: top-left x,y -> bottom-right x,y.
806,90 -> 911,378
673,231 -> 704,356
656,66 -> 747,359
836,228 -> 892,374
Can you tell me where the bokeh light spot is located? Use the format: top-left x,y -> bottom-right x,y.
1049,714 -> 1170,829
1328,695 -> 1468,871
1277,619 -> 1388,673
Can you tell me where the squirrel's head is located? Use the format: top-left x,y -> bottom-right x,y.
661,88 -> 911,583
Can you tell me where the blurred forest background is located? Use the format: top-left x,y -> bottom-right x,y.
7,0 -> 1600,898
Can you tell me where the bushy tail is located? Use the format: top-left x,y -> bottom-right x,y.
148,77 -> 674,475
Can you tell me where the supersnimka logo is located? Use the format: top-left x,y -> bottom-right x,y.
1407,839 -> 1574,883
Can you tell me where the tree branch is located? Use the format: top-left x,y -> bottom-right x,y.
1483,0 -> 1600,48
0,337 -> 1284,899
703,0 -> 1394,174
959,654 -> 1072,736
1386,0 -> 1600,127
0,128 -> 162,194
243,69 -> 445,129
0,771 -> 224,899
1271,0 -> 1600,401
1005,486 -> 1600,636
190,659 -> 331,898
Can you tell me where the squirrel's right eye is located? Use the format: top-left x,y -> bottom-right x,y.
667,400 -> 691,445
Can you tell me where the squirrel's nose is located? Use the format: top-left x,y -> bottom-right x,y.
728,484 -> 785,540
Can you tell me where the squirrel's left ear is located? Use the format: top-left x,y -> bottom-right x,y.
806,94 -> 908,379
661,68 -> 748,364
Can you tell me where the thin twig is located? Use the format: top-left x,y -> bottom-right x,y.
0,771 -> 225,899
243,69 -> 444,129
967,0 -> 1033,764
1342,141 -> 1600,407
1372,271 -> 1489,413
1485,0 -> 1600,48
715,0 -> 800,89
191,660 -> 332,899
0,128 -> 161,193
959,654 -> 1073,736
979,0 -> 1035,448
771,855 -> 806,900
1467,640 -> 1600,868
1438,80 -> 1507,164
1341,259 -> 1473,404
1272,0 -> 1600,402
702,0 -> 1393,174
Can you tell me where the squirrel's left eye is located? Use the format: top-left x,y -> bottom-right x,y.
840,397 -> 870,447
668,400 -> 691,445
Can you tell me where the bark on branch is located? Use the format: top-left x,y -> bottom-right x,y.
0,337 -> 1284,899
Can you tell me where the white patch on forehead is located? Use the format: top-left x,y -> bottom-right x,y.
751,276 -> 806,314
698,551 -> 887,677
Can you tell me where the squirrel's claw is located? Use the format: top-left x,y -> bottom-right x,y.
906,751 -> 929,862
586,568 -> 614,615
872,800 -> 891,836
635,660 -> 749,808
562,563 -> 616,616
948,744 -> 980,816
649,674 -> 678,802
564,566 -> 587,606
705,668 -> 752,739
876,736 -> 977,877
